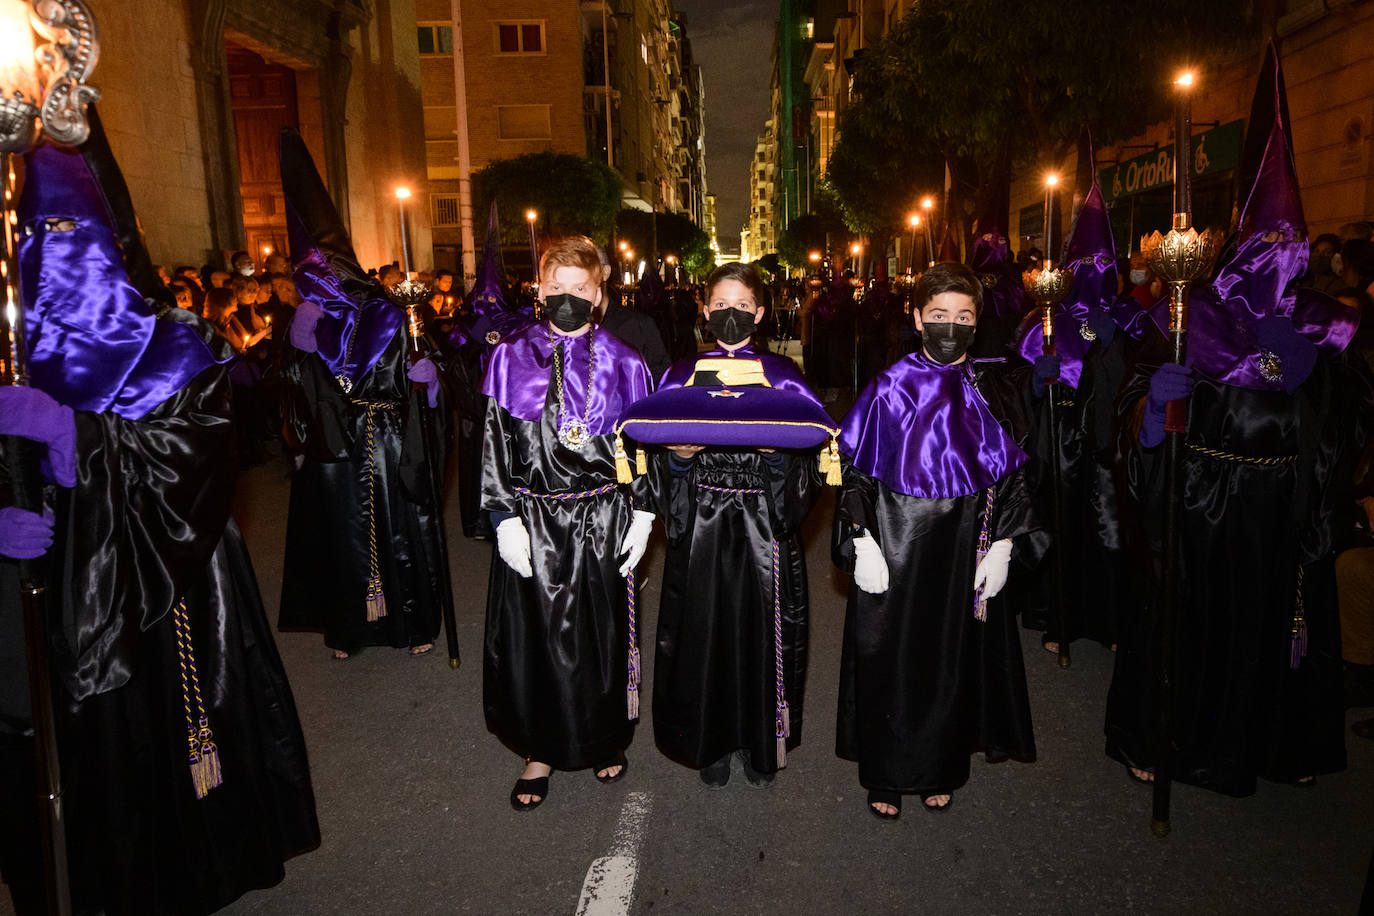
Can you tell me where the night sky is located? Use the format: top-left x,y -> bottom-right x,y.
674,0 -> 776,254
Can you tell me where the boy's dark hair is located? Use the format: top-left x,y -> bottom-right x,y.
914,262 -> 983,315
706,261 -> 768,309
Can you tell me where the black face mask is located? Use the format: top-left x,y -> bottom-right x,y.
921,322 -> 976,364
545,293 -> 594,332
707,307 -> 756,345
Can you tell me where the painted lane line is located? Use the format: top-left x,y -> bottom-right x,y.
575,790 -> 653,916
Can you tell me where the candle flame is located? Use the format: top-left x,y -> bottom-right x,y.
1175,71 -> 1196,88
525,209 -> 537,222
395,187 -> 412,200
1045,174 -> 1059,188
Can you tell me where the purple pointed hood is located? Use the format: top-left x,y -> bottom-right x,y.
936,223 -> 960,264
280,127 -> 403,389
1150,43 -> 1356,389
18,144 -> 219,419
471,200 -> 508,318
970,172 -> 1028,320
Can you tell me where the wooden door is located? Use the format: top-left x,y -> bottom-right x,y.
228,44 -> 299,265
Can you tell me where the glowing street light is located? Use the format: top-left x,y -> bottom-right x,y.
525,209 -> 539,280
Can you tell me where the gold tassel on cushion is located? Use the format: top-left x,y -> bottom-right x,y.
824,436 -> 842,486
636,446 -> 649,477
614,431 -> 633,483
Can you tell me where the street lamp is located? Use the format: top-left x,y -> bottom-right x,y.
525,208 -> 539,281
0,3 -> 101,912
394,187 -> 413,276
907,213 -> 920,275
850,241 -> 862,276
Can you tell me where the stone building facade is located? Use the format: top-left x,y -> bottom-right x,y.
86,0 -> 430,273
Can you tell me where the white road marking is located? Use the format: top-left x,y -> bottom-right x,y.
575,790 -> 652,916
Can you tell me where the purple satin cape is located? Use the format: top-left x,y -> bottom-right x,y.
839,352 -> 1028,500
287,209 -> 403,390
658,343 -> 822,404
480,321 -> 651,435
18,146 -> 220,419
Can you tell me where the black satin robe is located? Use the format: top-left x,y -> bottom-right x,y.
481,398 -> 654,770
1105,354 -> 1371,795
278,331 -> 452,651
1012,331 -> 1140,649
442,325 -> 490,539
652,450 -> 819,772
0,361 -> 318,916
834,363 -> 1041,796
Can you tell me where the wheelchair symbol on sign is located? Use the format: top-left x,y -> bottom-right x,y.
1194,136 -> 1210,175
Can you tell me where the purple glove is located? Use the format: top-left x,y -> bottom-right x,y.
407,356 -> 440,408
1031,353 -> 1061,398
289,300 -> 323,353
0,507 -> 55,559
0,386 -> 77,487
1141,362 -> 1195,448
1254,316 -> 1317,394
1086,309 -> 1116,348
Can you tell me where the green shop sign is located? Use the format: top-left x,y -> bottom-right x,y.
1099,119 -> 1244,203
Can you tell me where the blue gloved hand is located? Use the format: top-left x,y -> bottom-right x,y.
1254,316 -> 1317,394
0,507 -> 55,559
1140,362 -> 1194,448
289,300 -> 323,353
1085,309 -> 1116,348
407,356 -> 440,408
0,386 -> 77,487
1031,353 -> 1062,399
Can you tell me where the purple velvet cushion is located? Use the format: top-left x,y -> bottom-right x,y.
619,385 -> 837,448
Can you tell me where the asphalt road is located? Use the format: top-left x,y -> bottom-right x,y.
199,448 -> 1374,916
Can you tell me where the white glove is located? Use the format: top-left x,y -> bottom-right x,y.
852,534 -> 890,594
972,538 -> 1013,600
617,510 -> 655,577
496,516 -> 533,578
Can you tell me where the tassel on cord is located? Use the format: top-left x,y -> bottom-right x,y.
365,576 -> 387,622
636,445 -> 649,477
363,404 -> 387,620
614,431 -> 633,483
824,436 -> 842,486
1290,564 -> 1307,670
775,701 -> 789,769
172,600 -> 224,800
191,724 -> 223,799
627,646 -> 641,720
626,567 -> 641,719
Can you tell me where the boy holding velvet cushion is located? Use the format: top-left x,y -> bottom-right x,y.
834,262 -> 1042,819
646,262 -> 828,788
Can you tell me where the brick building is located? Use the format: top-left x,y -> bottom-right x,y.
76,0 -> 430,273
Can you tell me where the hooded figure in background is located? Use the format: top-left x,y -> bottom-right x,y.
603,260 -> 671,382
968,174 -> 1030,359
1105,44 -> 1372,795
0,121 -> 318,915
445,202 -> 533,539
276,127 -> 453,659
1010,134 -> 1152,654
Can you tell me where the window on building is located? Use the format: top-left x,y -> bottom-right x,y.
496,105 -> 552,140
417,24 -> 453,56
432,194 -> 461,228
495,21 -> 545,55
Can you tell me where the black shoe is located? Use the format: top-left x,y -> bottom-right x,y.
595,750 -> 628,784
699,754 -> 731,789
867,789 -> 901,821
510,776 -> 549,811
738,750 -> 774,788
919,792 -> 953,813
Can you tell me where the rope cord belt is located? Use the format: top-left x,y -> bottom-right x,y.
512,482 -> 618,501
973,487 -> 996,623
172,599 -> 223,799
1291,563 -> 1307,670
1186,443 -> 1298,466
357,401 -> 397,621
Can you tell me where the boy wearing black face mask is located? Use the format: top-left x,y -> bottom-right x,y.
480,235 -> 658,811
833,262 -> 1042,819
648,262 -> 825,789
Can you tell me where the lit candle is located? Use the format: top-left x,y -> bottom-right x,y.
1174,71 -> 1196,222
1043,174 -> 1059,269
0,3 -> 39,106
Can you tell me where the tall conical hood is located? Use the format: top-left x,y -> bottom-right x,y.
635,262 -> 668,314
79,106 -> 163,302
470,200 -> 508,317
18,140 -> 217,418
1018,133 -> 1126,387
279,127 -> 402,388
936,223 -> 960,264
969,171 -> 1010,273
1154,42 -> 1355,390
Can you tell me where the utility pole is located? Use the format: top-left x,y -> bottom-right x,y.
450,0 -> 477,292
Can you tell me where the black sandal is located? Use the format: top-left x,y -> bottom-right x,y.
509,775 -> 548,811
919,792 -> 953,813
1126,766 -> 1154,786
868,789 -> 901,820
595,750 -> 628,784
738,749 -> 774,788
700,753 -> 731,789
